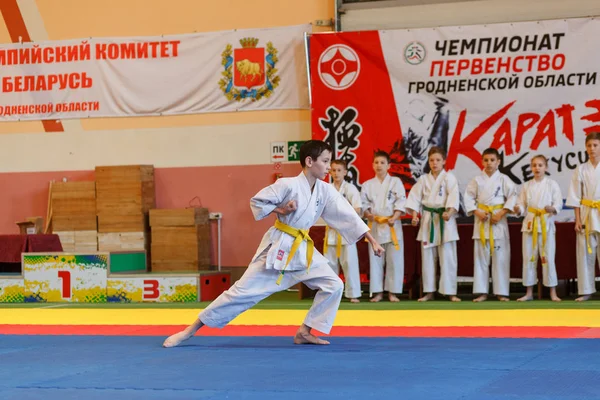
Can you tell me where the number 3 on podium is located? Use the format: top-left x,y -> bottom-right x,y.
58,271 -> 71,299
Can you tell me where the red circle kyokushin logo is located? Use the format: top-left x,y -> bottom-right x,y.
318,44 -> 360,91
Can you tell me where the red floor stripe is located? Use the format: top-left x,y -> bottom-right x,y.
0,325 -> 596,338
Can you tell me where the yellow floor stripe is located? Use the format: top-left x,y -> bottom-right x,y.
2,309 -> 600,327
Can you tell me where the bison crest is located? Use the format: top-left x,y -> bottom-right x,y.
219,37 -> 280,102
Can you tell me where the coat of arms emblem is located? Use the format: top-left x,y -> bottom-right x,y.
219,37 -> 279,101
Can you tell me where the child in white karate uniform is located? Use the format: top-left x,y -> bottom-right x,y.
464,148 -> 517,302
406,146 -> 460,302
567,132 -> 600,301
361,151 -> 406,302
514,155 -> 562,302
324,160 -> 363,303
163,140 -> 384,348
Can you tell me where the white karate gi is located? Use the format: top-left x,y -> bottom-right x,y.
406,170 -> 460,295
324,180 -> 363,299
198,172 -> 369,334
516,178 -> 562,288
464,171 -> 517,297
566,161 -> 600,295
361,174 -> 406,294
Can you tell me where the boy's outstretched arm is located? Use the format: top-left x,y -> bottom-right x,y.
364,231 -> 385,257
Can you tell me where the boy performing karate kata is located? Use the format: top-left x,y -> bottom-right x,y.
163,140 -> 384,347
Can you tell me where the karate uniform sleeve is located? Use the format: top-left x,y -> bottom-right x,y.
361,182 -> 373,214
322,188 -> 369,245
348,184 -> 362,212
515,184 -> 527,217
445,173 -> 460,211
393,178 -> 407,213
566,167 -> 582,208
463,178 -> 478,216
551,180 -> 564,213
502,176 -> 517,211
405,177 -> 423,215
249,178 -> 291,221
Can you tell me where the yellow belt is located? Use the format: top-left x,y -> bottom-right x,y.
323,226 -> 342,260
274,219 -> 314,285
581,199 -> 600,254
478,204 -> 504,254
527,207 -> 548,265
368,216 -> 400,250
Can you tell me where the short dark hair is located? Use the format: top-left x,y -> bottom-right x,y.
300,140 -> 332,167
586,132 -> 600,143
373,150 -> 390,163
331,159 -> 347,169
428,146 -> 446,160
482,148 -> 500,159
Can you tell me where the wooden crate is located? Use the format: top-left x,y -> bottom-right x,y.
50,181 -> 97,232
51,182 -> 96,199
95,165 -> 154,183
53,215 -> 97,231
96,181 -> 155,214
75,230 -> 98,251
55,230 -> 98,252
95,166 -> 156,235
98,231 -> 148,252
150,261 -> 203,272
55,231 -> 75,247
151,225 -> 210,272
97,213 -> 148,233
149,208 -> 209,227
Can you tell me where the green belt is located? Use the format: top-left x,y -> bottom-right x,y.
423,205 -> 445,244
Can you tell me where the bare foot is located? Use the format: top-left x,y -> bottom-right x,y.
551,295 -> 562,302
293,331 -> 330,345
497,296 -> 510,302
575,295 -> 592,302
388,293 -> 400,302
350,298 -> 360,303
418,293 -> 434,302
370,293 -> 383,303
517,295 -> 533,302
163,329 -> 194,348
473,294 -> 488,302
449,295 -> 461,302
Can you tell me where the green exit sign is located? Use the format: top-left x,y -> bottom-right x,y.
287,141 -> 306,162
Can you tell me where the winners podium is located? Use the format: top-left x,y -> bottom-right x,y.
0,252 -> 230,303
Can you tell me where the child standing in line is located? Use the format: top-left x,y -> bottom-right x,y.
566,132 -> 600,301
323,160 -> 363,303
514,155 -> 563,302
361,151 -> 406,302
406,146 -> 461,302
464,148 -> 517,302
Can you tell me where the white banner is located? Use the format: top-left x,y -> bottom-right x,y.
0,24 -> 310,121
311,18 -> 599,211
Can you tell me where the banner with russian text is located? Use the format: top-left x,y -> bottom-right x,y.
0,24 -> 310,120
310,17 -> 599,211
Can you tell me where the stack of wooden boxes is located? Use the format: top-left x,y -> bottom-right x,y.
51,182 -> 98,252
95,165 -> 155,252
149,208 -> 211,272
